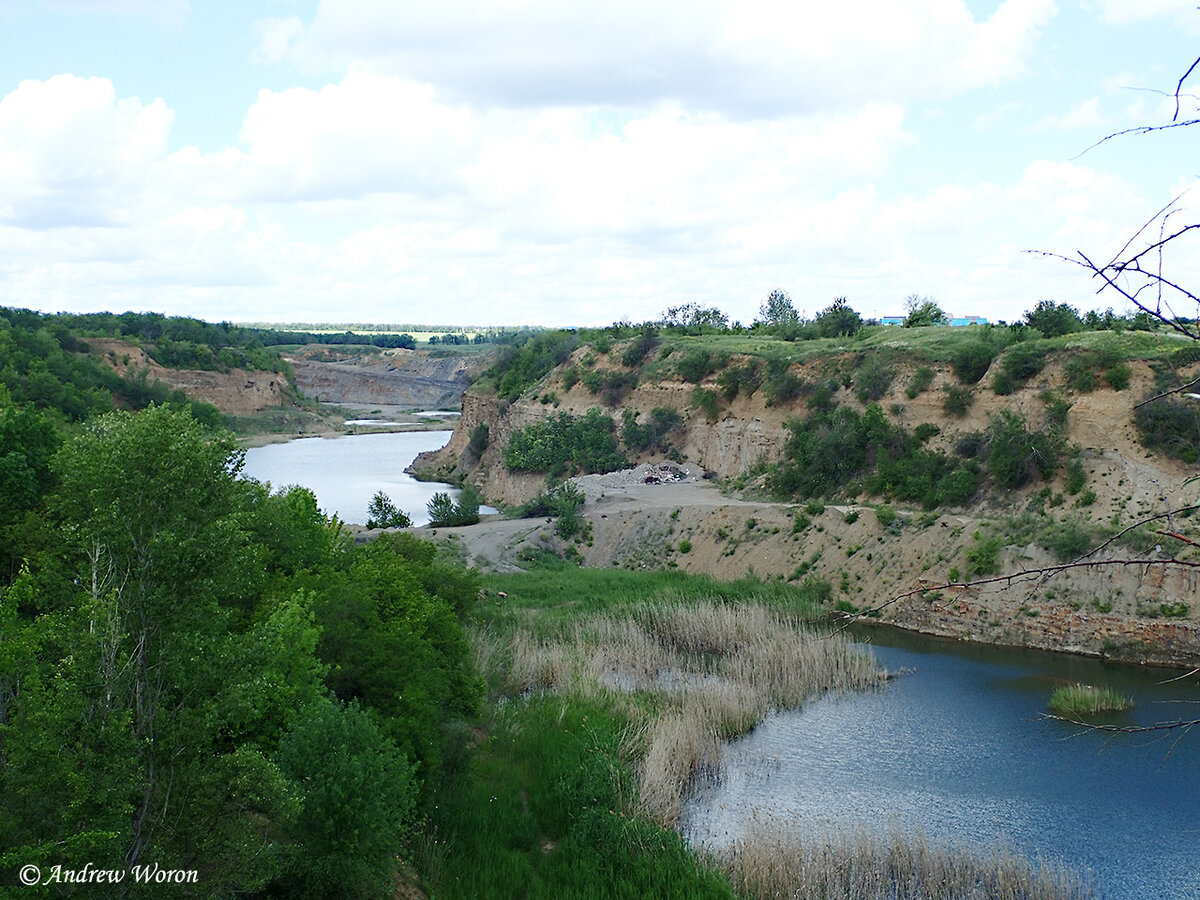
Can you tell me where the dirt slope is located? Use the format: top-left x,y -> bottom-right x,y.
89,338 -> 289,415
415,343 -> 1200,666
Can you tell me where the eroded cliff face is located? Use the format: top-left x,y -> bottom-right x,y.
416,343 -> 1200,664
89,338 -> 289,415
286,347 -> 485,409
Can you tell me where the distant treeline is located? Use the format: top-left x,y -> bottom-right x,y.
255,328 -> 421,348
254,326 -> 538,348
3,307 -> 290,375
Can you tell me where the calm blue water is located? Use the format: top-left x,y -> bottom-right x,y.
241,430 -> 468,526
681,628 -> 1200,899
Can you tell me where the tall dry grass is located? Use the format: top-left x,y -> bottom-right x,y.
493,598 -> 884,826
727,823 -> 1093,900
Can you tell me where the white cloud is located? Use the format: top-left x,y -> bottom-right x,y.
1035,97 -> 1105,129
0,52 -> 1173,329
0,75 -> 173,227
255,0 -> 1057,115
251,16 -> 305,65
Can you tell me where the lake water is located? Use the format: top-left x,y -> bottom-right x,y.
681,627 -> 1200,899
242,430 -> 470,526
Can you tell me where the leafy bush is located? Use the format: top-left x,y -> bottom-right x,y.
768,404 -> 981,508
717,360 -> 763,402
1063,356 -> 1096,392
620,327 -> 659,368
366,491 -> 413,529
491,330 -> 579,401
905,366 -> 935,398
854,355 -> 894,403
1000,342 -> 1048,385
1104,363 -> 1131,390
621,407 -> 682,454
581,368 -> 638,405
277,699 -> 419,899
805,378 -> 838,413
1042,392 -> 1070,430
966,532 -> 1003,576
675,348 -> 727,383
763,359 -> 805,407
984,410 -> 1063,488
875,505 -> 896,526
1064,457 -> 1087,494
468,424 -> 490,457
952,341 -> 997,384
902,298 -> 949,328
814,297 -> 863,337
1038,516 -> 1095,561
1024,300 -> 1083,337
427,485 -> 482,527
942,384 -> 974,417
550,482 -> 587,539
504,410 -> 628,476
991,370 -> 1015,395
1134,398 -> 1200,463
691,387 -> 723,422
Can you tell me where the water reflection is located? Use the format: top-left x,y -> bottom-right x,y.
681,627 -> 1200,900
242,430 -> 471,526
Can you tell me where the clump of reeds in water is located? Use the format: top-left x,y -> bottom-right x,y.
498,597 -> 884,826
1048,683 -> 1132,717
726,825 -> 1093,900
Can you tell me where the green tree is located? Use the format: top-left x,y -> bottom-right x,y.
814,297 -> 863,337
366,490 -> 413,529
277,699 -> 418,900
426,486 -> 481,527
1024,300 -> 1083,337
21,405 -> 310,885
902,295 -> 949,327
758,289 -> 800,330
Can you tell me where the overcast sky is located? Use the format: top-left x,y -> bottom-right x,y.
1,1 -> 1197,327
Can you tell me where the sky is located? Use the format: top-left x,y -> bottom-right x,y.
1,1 -> 1198,328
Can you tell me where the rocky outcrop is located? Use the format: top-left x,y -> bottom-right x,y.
286,348 -> 485,409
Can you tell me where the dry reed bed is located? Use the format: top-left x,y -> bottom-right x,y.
727,824 -> 1093,900
495,598 -> 883,825
483,596 -> 1093,898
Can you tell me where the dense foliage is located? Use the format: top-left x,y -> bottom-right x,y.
0,308 -> 223,424
0,404 -> 478,897
768,404 -> 982,508
13,308 -> 291,373
1135,397 -> 1200,463
488,330 -> 580,401
255,328 -> 419,349
503,409 -> 628,477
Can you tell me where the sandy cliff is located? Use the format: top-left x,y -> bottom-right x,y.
415,342 -> 1200,665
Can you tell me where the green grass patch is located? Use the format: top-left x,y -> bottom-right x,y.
1048,683 -> 1132,717
425,695 -> 735,899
